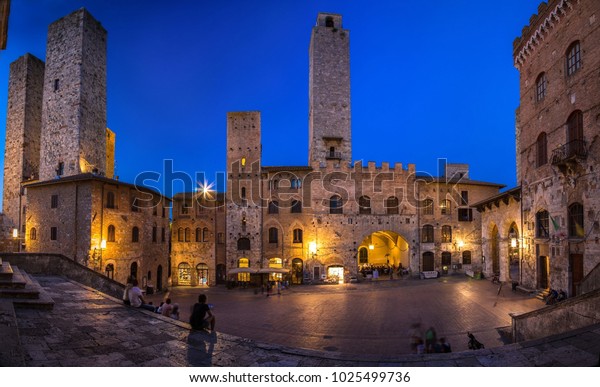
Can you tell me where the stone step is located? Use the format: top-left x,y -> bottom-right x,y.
0,260 -> 14,281
12,272 -> 54,310
0,265 -> 27,289
0,300 -> 25,366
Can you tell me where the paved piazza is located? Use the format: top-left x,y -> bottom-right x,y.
146,276 -> 542,355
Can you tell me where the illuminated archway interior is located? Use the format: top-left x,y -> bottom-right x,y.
358,230 -> 410,269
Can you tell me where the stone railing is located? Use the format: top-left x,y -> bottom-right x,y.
0,252 -> 124,299
511,287 -> 600,342
577,261 -> 600,295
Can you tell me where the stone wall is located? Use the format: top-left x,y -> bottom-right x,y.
0,252 -> 125,299
514,0 -> 600,295
308,13 -> 351,165
39,8 -> 107,180
2,54 -> 45,230
511,287 -> 600,342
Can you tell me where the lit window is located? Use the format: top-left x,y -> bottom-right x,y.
441,225 -> 452,243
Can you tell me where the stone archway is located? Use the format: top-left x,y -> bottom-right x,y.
357,230 -> 410,278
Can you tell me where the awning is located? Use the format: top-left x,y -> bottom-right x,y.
228,267 -> 258,274
257,267 -> 290,274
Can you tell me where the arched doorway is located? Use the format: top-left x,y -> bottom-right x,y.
422,252 -> 434,271
178,262 -> 191,285
157,265 -> 163,291
130,262 -> 138,282
441,252 -> 451,274
358,230 -> 410,276
105,263 -> 114,280
216,264 -> 226,285
196,263 -> 209,286
490,225 -> 500,274
291,258 -> 303,284
508,223 -> 520,282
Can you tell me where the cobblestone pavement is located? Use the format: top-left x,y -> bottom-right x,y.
13,275 -> 600,366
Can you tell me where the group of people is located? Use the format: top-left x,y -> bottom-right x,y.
409,324 -> 451,354
122,277 -> 216,332
360,263 -> 408,279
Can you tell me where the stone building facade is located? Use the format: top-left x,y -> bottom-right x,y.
478,0 -> 600,296
0,9 -> 170,288
171,13 -> 504,287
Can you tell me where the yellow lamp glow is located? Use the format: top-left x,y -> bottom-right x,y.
308,241 -> 317,255
12,228 -> 18,238
457,240 -> 464,249
511,238 -> 517,248
100,239 -> 107,249
241,157 -> 246,167
369,244 -> 374,250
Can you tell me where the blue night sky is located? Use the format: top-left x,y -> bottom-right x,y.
0,0 -> 543,202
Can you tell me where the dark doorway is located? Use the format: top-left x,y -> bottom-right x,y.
157,265 -> 163,291
291,258 -> 303,284
491,225 -> 500,274
538,256 -> 549,289
569,253 -> 584,296
130,262 -> 138,282
422,252 -> 434,271
216,264 -> 226,285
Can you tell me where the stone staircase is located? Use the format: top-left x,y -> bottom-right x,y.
534,288 -> 550,302
0,259 -> 54,366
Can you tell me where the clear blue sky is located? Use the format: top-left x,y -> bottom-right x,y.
0,0 -> 543,201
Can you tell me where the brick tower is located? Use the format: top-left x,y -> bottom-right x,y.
308,13 -> 351,166
226,112 -> 263,272
2,54 -> 45,229
39,8 -> 107,180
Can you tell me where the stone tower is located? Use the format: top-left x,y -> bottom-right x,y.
39,8 -> 107,180
226,112 -> 263,270
2,54 -> 45,229
308,13 -> 351,166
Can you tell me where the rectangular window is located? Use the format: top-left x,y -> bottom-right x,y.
161,227 -> 166,243
51,194 -> 58,209
50,227 -> 58,241
54,79 -> 59,91
293,229 -> 303,243
268,228 -> 278,244
458,208 -> 473,222
460,191 -> 469,205
152,226 -> 157,243
217,232 -> 225,244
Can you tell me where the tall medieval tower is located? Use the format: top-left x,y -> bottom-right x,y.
2,54 -> 45,229
308,13 -> 351,166
39,8 -> 107,180
226,112 -> 263,270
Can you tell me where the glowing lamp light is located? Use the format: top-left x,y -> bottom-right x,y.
12,228 -> 18,238
308,241 -> 317,255
457,240 -> 464,249
241,157 -> 246,167
369,244 -> 374,250
100,239 -> 107,249
511,238 -> 517,248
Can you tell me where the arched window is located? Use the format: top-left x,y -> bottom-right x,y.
566,41 -> 581,76
268,200 -> 279,214
535,72 -> 546,102
422,199 -> 434,215
202,227 -> 209,242
106,191 -> 115,209
132,226 -> 139,243
422,225 -> 434,243
177,227 -> 183,242
177,262 -> 191,285
386,196 -> 399,215
440,199 -> 451,215
291,200 -> 302,213
184,227 -> 191,242
330,195 -> 343,214
29,227 -> 37,241
237,237 -> 250,251
536,210 -> 549,238
568,203 -> 584,238
195,227 -> 201,242
566,110 -> 584,157
359,196 -> 371,214
107,225 -> 116,242
268,227 -> 278,244
536,132 -> 547,167
130,262 -> 138,281
358,247 -> 368,264
462,251 -> 472,265
441,225 -> 452,243
293,228 -> 303,243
